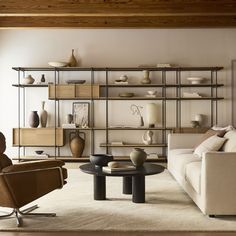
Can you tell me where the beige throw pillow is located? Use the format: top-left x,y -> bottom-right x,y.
194,129 -> 226,149
194,135 -> 226,158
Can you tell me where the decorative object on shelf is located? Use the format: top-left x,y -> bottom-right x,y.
48,61 -> 68,67
111,141 -> 124,145
187,77 -> 205,84
40,101 -> 48,128
29,111 -> 39,128
66,114 -> 73,124
130,148 -> 147,167
68,49 -> 78,67
182,92 -> 202,98
62,123 -> 76,129
146,90 -> 157,98
40,74 -> 46,83
119,75 -> 128,82
90,154 -> 113,168
142,130 -> 154,145
73,102 -> 89,128
146,103 -> 159,128
35,150 -> 44,155
23,75 -> 35,85
194,114 -> 204,126
141,70 -> 151,84
156,63 -> 172,68
130,104 -> 144,127
66,80 -> 86,84
69,131 -> 85,158
191,120 -> 200,128
119,92 -> 134,97
115,80 -> 128,85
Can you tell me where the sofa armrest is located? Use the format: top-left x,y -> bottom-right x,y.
201,152 -> 236,214
168,133 -> 203,150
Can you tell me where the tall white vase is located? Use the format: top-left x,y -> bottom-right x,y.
146,103 -> 159,127
40,101 -> 48,127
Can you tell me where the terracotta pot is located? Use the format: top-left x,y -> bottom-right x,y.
29,111 -> 39,128
130,148 -> 147,167
69,131 -> 85,158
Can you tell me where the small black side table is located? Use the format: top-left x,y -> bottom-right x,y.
79,163 -> 165,203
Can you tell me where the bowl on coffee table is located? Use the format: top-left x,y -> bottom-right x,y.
90,154 -> 113,168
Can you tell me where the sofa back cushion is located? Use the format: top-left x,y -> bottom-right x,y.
222,130 -> 236,152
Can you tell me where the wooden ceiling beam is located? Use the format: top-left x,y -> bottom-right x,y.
1,0 -> 236,14
1,15 -> 236,28
1,0 -> 236,28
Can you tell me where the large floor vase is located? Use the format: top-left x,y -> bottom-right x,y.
69,131 -> 85,158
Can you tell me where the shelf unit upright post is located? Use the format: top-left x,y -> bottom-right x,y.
90,68 -> 95,155
105,68 -> 109,155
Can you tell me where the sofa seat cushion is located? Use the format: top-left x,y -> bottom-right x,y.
185,161 -> 202,194
168,149 -> 199,178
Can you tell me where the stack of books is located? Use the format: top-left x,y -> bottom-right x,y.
103,163 -> 136,173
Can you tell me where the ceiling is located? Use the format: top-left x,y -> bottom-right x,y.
1,0 -> 236,28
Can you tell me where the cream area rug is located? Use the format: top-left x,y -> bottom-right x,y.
0,169 -> 236,232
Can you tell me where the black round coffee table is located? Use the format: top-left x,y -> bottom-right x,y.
79,163 -> 165,203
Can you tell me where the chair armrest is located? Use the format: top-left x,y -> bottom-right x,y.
201,152 -> 236,213
1,166 -> 66,208
168,133 -> 203,150
2,160 -> 64,173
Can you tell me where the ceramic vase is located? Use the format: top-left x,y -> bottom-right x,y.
41,74 -> 46,83
68,49 -> 78,67
141,70 -> 151,84
40,101 -> 48,127
29,111 -> 39,128
69,131 -> 85,158
66,114 -> 73,124
130,148 -> 147,167
23,75 -> 35,85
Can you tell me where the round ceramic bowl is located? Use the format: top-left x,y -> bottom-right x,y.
35,150 -> 44,155
48,61 -> 68,67
147,90 -> 157,95
119,92 -> 134,97
187,77 -> 205,84
119,75 -> 128,82
90,154 -> 113,168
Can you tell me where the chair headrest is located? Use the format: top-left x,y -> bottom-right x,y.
0,132 -> 6,154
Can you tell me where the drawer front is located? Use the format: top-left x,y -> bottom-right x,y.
49,85 -> 75,99
13,128 -> 64,147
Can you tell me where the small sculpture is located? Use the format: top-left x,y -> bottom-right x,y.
130,104 -> 144,127
141,70 -> 151,84
142,130 -> 154,145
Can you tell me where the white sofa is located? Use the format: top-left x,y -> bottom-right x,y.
168,131 -> 236,216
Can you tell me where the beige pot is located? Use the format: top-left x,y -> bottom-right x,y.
40,101 -> 48,127
130,148 -> 147,167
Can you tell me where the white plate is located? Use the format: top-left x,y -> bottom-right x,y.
48,61 -> 68,67
187,77 -> 205,84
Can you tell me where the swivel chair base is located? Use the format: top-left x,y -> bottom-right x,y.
0,205 -> 56,227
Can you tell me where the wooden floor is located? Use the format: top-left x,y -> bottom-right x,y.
1,232 -> 236,236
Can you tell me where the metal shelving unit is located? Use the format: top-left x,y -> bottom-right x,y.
12,66 -> 224,163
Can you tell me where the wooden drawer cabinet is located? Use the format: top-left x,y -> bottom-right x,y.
13,128 -> 64,147
48,84 -> 100,99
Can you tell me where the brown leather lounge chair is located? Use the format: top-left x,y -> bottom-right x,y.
0,132 -> 67,227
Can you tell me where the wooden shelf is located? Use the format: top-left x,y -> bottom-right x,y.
100,143 -> 167,147
103,83 -> 224,88
12,84 -> 48,88
12,66 -> 224,72
12,156 -> 167,163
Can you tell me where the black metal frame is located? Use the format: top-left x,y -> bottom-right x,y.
13,66 -> 223,162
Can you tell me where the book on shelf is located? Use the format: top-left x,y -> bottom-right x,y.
103,165 -> 136,173
111,141 -> 124,145
62,123 -> 76,129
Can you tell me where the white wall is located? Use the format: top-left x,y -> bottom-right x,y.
0,29 -> 235,158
